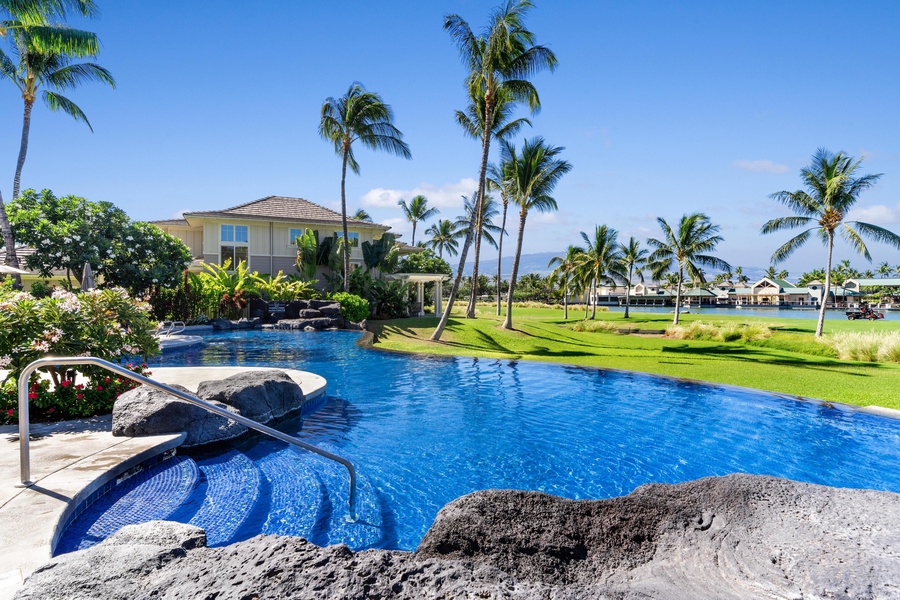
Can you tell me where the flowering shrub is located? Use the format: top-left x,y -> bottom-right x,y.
0,287 -> 159,421
1,363 -> 152,424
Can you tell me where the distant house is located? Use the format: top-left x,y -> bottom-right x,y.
730,277 -> 816,306
152,196 -> 397,276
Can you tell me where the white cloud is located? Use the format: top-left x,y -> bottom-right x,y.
360,178 -> 478,209
732,159 -> 789,174
847,203 -> 900,225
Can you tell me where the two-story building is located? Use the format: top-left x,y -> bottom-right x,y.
152,195 -> 393,276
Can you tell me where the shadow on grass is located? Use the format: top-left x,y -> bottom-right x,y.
660,343 -> 882,376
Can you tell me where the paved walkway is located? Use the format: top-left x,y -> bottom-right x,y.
0,366 -> 327,600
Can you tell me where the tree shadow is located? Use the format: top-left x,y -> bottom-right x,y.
660,343 -> 882,376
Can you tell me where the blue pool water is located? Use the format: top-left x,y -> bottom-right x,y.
57,330 -> 900,554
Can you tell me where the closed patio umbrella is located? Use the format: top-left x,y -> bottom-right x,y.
81,262 -> 95,291
0,264 -> 28,274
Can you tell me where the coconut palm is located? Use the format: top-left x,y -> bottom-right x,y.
499,137 -> 571,330
319,82 -> 411,292
352,208 -> 372,222
432,0 -> 557,341
733,265 -> 748,284
0,0 -> 100,274
425,219 -> 459,259
648,213 -> 731,325
487,161 -> 512,316
777,269 -> 789,280
761,149 -> 900,336
456,86 -> 532,318
575,225 -> 624,320
454,194 -> 502,250
397,195 -> 438,246
548,245 -> 583,320
878,262 -> 891,278
619,237 -> 648,318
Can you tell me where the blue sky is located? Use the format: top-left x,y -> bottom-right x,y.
1,1 -> 899,276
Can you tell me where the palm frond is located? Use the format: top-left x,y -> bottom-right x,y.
760,215 -> 813,234
770,229 -> 813,263
847,221 -> 900,249
840,224 -> 871,261
43,90 -> 91,130
46,61 -> 114,90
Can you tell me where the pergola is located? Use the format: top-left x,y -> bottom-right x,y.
390,273 -> 449,317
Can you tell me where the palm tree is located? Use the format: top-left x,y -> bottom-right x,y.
777,269 -> 789,280
397,194 -> 438,246
648,213 -> 731,325
487,161 -> 512,316
548,245 -> 583,320
761,149 -> 900,337
575,225 -> 624,320
764,265 -> 777,280
456,86 -> 532,319
499,137 -> 571,330
425,219 -> 459,259
0,0 -> 100,275
319,82 -> 411,292
352,208 -> 372,222
878,261 -> 891,278
432,0 -> 557,341
733,265 -> 749,285
454,194 -> 502,250
619,237 -> 648,318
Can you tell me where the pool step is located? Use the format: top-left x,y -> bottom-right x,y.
55,456 -> 201,555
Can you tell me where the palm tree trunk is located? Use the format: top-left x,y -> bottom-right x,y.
431,98 -> 494,340
816,233 -> 835,337
411,221 -> 417,246
13,101 -> 34,201
673,267 -> 684,324
465,98 -> 495,320
496,198 -> 507,316
0,188 -> 22,285
502,210 -> 527,330
624,265 -> 632,318
563,274 -> 568,319
590,279 -> 597,319
340,147 -> 351,293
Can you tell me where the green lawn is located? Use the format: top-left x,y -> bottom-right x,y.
368,306 -> 900,410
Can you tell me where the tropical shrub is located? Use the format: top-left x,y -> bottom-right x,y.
329,292 -> 370,322
252,271 -> 317,301
294,229 -> 319,281
1,362 -> 152,425
28,280 -> 52,298
369,279 -> 409,320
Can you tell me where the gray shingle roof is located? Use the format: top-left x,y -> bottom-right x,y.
183,196 -> 389,229
148,218 -> 190,226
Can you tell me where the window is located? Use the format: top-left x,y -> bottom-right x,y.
335,231 -> 359,247
220,224 -> 249,268
289,228 -> 304,245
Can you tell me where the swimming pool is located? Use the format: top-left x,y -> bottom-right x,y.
57,330 -> 900,554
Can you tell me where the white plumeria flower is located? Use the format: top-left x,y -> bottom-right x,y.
152,278 -> 158,283
126,236 -> 133,241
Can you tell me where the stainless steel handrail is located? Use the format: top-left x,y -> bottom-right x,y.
17,356 -> 357,519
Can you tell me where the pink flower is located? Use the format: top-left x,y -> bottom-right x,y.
76,394 -> 83,399
48,408 -> 54,413
28,392 -> 37,400
6,409 -> 13,416
95,386 -> 103,391
61,380 -> 71,388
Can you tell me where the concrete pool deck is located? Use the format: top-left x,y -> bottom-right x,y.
0,366 -> 327,600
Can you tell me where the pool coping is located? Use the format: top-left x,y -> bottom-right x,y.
0,365 -> 328,600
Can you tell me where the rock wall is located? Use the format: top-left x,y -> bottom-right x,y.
17,474 -> 900,599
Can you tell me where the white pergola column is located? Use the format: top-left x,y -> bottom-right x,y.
416,281 -> 425,316
435,280 -> 443,318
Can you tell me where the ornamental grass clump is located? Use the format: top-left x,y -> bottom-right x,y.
571,319 -> 618,333
666,321 -> 772,343
825,331 -> 900,363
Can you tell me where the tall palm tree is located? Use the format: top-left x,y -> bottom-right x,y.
777,269 -> 789,280
499,137 -> 571,330
547,245 -> 583,320
877,261 -> 891,278
352,208 -> 372,222
432,0 -> 557,341
764,266 -> 777,280
487,161 -> 512,316
761,148 -> 900,337
397,194 -> 438,246
648,213 -> 731,325
575,225 -> 624,320
3,43 -> 115,201
619,237 -> 648,318
0,0 -> 99,274
425,219 -> 459,259
456,86 -> 532,319
454,193 -> 502,250
319,82 -> 411,292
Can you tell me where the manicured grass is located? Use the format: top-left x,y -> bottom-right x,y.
368,306 -> 900,410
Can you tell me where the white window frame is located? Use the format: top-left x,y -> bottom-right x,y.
220,223 -> 249,268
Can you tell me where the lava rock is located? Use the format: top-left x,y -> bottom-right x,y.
112,384 -> 246,448
308,299 -> 334,310
16,475 -> 900,599
344,319 -> 367,331
276,317 -> 340,330
284,300 -> 309,319
297,308 -> 323,318
208,317 -> 233,330
318,303 -> 343,317
196,370 -> 304,423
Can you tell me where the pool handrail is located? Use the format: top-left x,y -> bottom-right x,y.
17,356 -> 357,519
